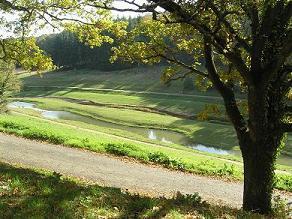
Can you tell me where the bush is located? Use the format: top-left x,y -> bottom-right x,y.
216,163 -> 235,176
0,61 -> 21,112
104,143 -> 138,156
0,121 -> 27,131
275,174 -> 292,191
272,195 -> 291,218
22,131 -> 66,144
148,152 -> 185,170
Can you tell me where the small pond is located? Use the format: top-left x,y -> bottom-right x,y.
8,101 -> 292,166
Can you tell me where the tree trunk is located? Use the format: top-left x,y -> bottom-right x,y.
240,82 -> 285,214
241,145 -> 276,214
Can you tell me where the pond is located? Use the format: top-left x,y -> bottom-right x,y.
8,101 -> 292,166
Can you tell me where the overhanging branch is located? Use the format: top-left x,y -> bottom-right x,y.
206,0 -> 251,53
159,54 -> 208,78
149,0 -> 250,82
0,0 -> 29,12
204,37 -> 247,137
164,70 -> 194,84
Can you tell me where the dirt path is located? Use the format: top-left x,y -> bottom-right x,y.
0,132 -> 291,208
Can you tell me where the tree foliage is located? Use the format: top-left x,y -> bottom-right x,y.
0,61 -> 20,111
1,0 -> 291,214
36,17 -> 141,70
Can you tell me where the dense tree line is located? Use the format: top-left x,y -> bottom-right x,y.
37,17 -> 141,71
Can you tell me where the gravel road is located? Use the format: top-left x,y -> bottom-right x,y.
0,132 -> 291,208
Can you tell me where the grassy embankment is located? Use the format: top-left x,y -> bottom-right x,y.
19,67 -> 220,95
13,97 -> 238,149
18,68 -> 291,156
2,108 -> 292,191
2,162 -> 289,218
19,70 -> 226,118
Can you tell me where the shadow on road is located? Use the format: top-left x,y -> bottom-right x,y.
0,162 -> 239,218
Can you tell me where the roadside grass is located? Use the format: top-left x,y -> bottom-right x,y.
2,162 -> 288,218
0,113 -> 291,192
0,113 -> 243,178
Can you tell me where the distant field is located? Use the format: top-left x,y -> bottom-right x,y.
19,67 -> 221,95
20,88 -> 227,118
19,67 -> 233,120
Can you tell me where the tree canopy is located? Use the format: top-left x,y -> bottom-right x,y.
0,0 -> 291,214
36,17 -> 141,70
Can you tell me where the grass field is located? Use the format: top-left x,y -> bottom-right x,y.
19,67 -> 229,118
2,162 -> 289,218
20,70 -> 227,122
3,67 -> 291,189
14,97 -> 239,148
19,67 -> 221,95
20,87 -> 226,118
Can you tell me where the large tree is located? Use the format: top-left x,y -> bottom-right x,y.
1,0 -> 291,214
98,1 -> 292,214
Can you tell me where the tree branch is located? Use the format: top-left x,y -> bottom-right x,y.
0,0 -> 29,12
150,0 -> 250,82
164,70 -> 194,84
143,45 -> 208,78
159,54 -> 208,78
254,1 -> 292,85
87,1 -> 154,13
206,0 -> 251,53
204,37 -> 247,137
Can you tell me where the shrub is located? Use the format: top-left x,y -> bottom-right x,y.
0,61 -> 21,112
216,163 -> 235,176
272,195 -> 291,218
275,174 -> 292,191
148,152 -> 185,170
22,131 -> 66,144
104,143 -> 138,156
0,121 -> 27,131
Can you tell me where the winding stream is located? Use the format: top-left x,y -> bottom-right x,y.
8,101 -> 292,166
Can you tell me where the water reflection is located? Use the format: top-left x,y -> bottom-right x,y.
148,130 -> 157,140
192,144 -> 230,155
